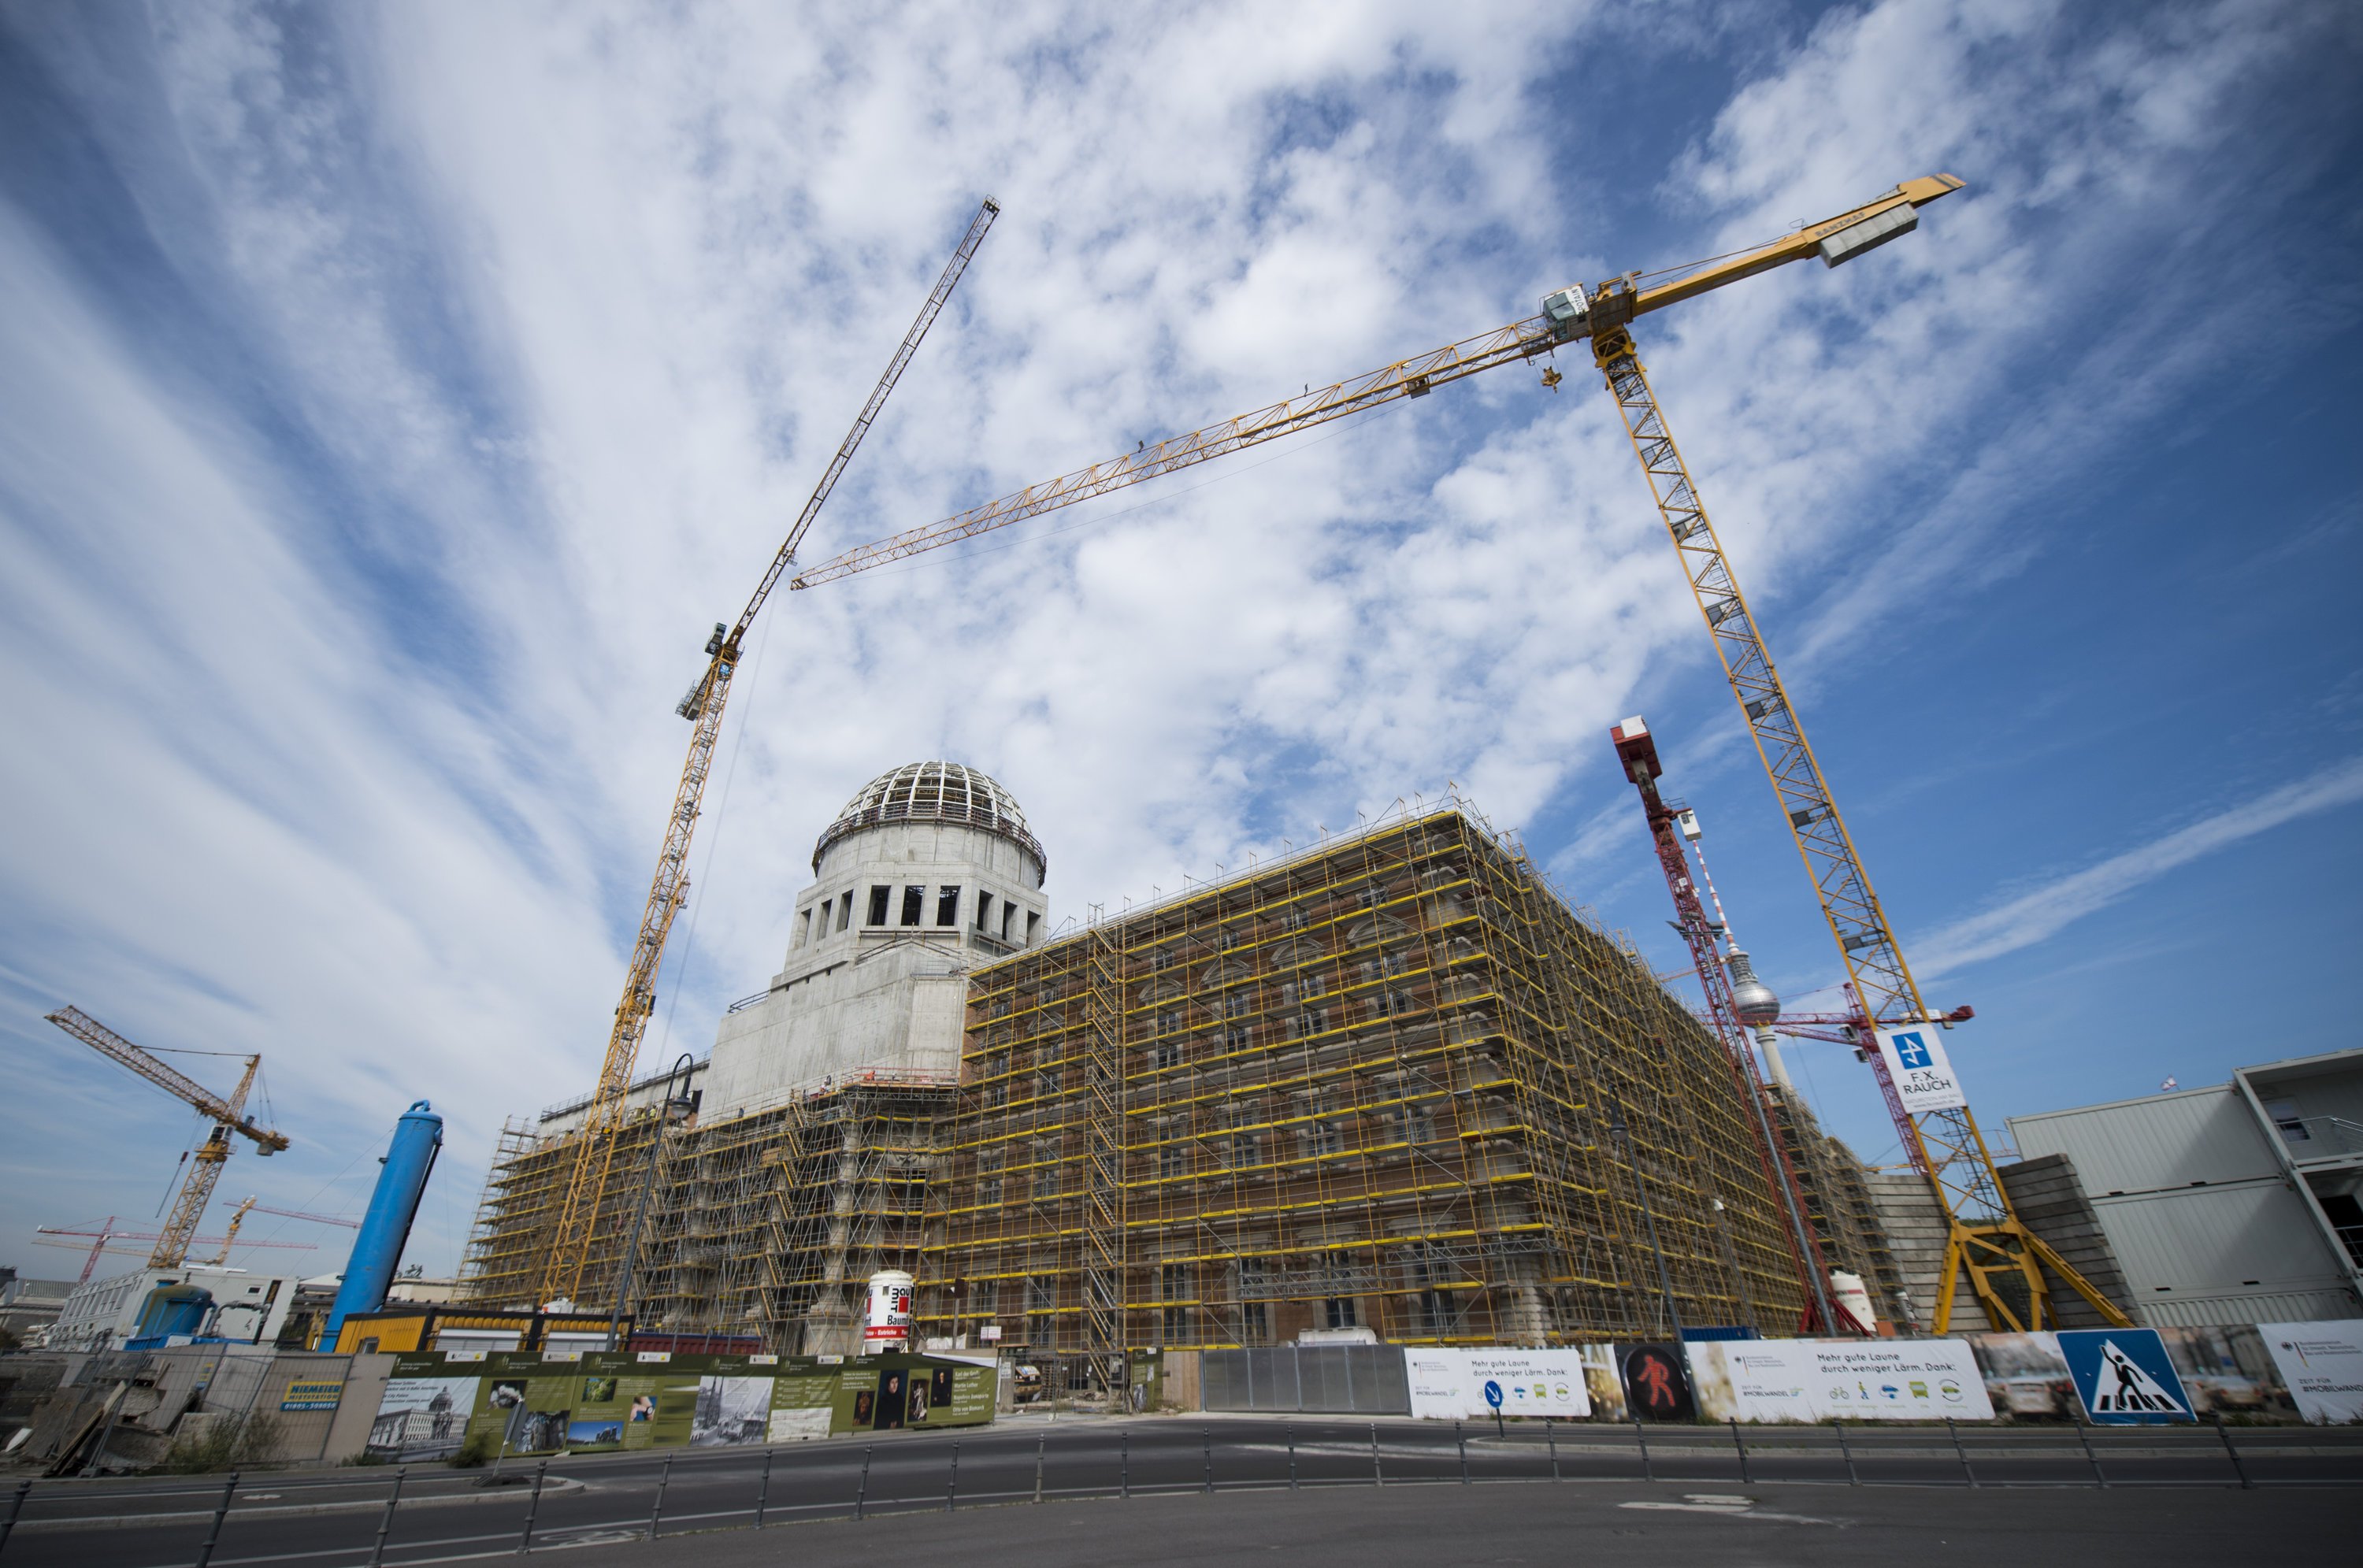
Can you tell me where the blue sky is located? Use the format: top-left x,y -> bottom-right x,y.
2,1 -> 2357,1283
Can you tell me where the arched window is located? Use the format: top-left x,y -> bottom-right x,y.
1269,936 -> 1326,971
1346,914 -> 1411,947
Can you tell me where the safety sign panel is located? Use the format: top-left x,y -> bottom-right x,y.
1872,1023 -> 1969,1113
1622,1344 -> 1695,1422
1404,1349 -> 1590,1421
2057,1329 -> 2194,1425
2257,1320 -> 2363,1425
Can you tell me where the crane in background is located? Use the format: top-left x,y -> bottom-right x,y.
36,1221 -> 313,1282
789,174 -> 2128,1333
45,1006 -> 290,1270
207,1197 -> 360,1266
537,198 -> 1001,1307
1611,714 -> 1838,1333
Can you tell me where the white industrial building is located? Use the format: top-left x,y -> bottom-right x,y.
2007,1046 -> 2363,1327
48,1263 -> 306,1351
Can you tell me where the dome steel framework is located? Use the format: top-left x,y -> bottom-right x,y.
812,761 -> 1045,883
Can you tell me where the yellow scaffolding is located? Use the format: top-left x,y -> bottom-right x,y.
465,802 -> 1816,1366
919,804 -> 1809,1386
465,1077 -> 950,1351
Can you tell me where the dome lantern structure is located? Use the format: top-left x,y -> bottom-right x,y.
811,761 -> 1045,884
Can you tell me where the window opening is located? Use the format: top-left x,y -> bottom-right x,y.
937,884 -> 962,926
901,885 -> 926,926
866,886 -> 891,925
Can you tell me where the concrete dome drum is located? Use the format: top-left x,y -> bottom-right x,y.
812,760 -> 1045,882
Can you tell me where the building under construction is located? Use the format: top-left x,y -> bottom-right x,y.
463,765 -> 1844,1360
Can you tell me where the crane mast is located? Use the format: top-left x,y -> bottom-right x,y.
46,1006 -> 288,1270
1612,717 -> 1839,1333
1585,316 -> 2125,1333
795,173 -> 2131,1333
538,197 -> 1001,1307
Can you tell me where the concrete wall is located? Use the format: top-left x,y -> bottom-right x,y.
1994,1153 -> 2135,1328
703,816 -> 1050,1120
5,1346 -> 391,1471
1863,1170 -> 1991,1333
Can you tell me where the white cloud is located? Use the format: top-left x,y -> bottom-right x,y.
0,0 -> 2352,1274
1913,757 -> 2363,979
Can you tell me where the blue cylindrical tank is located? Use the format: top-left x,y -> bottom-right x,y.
321,1100 -> 443,1349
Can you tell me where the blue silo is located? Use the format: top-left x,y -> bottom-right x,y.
321,1100 -> 443,1348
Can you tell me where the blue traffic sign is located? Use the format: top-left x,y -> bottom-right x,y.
1482,1380 -> 1503,1408
2057,1329 -> 2194,1425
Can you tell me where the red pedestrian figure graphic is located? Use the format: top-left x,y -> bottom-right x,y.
1624,1345 -> 1692,1421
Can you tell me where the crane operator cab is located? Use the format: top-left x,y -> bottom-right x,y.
1540,283 -> 1590,341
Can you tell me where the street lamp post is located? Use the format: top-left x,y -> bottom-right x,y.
607,1053 -> 698,1351
1611,1109 -> 1683,1341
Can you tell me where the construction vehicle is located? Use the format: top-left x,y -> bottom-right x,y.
536,198 -> 1000,1307
788,173 -> 2125,1333
45,1006 -> 289,1270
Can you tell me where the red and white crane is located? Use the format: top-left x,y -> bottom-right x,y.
1609,714 -> 1843,1333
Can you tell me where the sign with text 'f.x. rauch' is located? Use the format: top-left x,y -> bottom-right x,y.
1873,1023 -> 1969,1113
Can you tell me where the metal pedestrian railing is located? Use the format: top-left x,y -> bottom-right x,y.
1,1414 -> 2354,1567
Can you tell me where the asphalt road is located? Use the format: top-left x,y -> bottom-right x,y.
557,1476 -> 2362,1568
6,1414 -> 2359,1568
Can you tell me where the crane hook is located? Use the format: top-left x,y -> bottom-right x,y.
1540,365 -> 1564,391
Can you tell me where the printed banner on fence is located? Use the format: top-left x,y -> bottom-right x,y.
2255,1321 -> 2363,1425
1404,1348 -> 1590,1420
365,1350 -> 998,1460
1687,1338 -> 1994,1422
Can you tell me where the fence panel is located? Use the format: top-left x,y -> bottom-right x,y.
1201,1347 -> 1408,1414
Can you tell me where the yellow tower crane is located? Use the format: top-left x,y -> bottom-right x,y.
788,174 -> 2130,1336
536,197 -> 1000,1307
46,1006 -> 290,1270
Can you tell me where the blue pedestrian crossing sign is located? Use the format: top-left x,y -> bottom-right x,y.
1483,1380 -> 1504,1409
2057,1329 -> 2194,1425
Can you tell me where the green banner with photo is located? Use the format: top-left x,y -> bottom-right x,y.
367,1350 -> 996,1461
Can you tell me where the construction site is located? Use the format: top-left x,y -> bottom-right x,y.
24,171 -> 2209,1428
445,174 -> 2131,1369
451,763 -> 1918,1377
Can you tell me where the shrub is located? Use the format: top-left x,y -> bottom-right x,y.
160,1410 -> 286,1474
450,1428 -> 499,1468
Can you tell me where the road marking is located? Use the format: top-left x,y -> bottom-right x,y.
1620,1500 -> 1834,1525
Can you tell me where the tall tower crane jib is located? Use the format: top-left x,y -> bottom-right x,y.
792,172 -> 2130,1335
537,197 -> 1002,1308
45,1006 -> 289,1271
